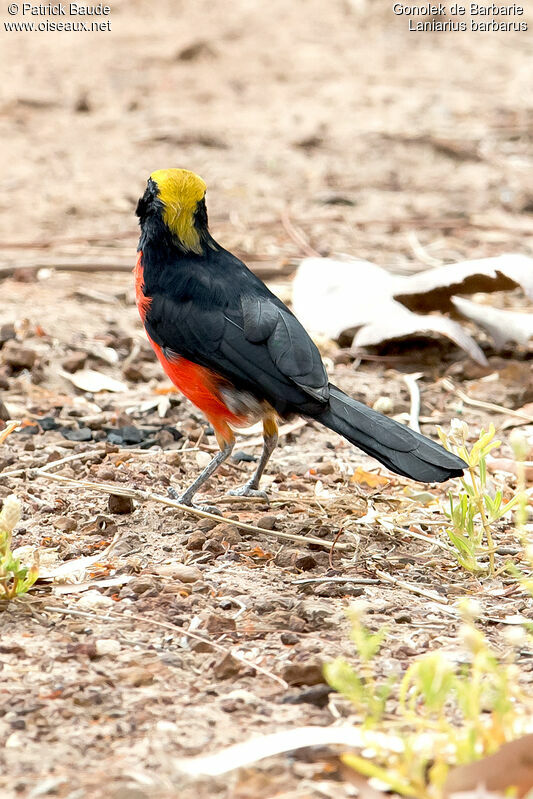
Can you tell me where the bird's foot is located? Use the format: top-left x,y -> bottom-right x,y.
228,483 -> 269,500
168,487 -> 222,516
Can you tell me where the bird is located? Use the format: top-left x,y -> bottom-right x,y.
134,168 -> 466,510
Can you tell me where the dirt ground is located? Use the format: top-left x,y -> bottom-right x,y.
1,1 -> 533,797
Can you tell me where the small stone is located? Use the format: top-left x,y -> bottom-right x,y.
281,684 -> 332,707
280,631 -> 299,645
156,430 -> 175,449
128,576 -> 158,596
232,451 -> 257,463
274,548 -> 300,567
95,466 -> 116,481
213,652 -> 241,680
196,450 -> 212,468
95,639 -> 121,657
280,659 -> 325,687
118,425 -> 143,445
197,518 -> 219,532
60,426 -> 92,442
165,451 -> 182,466
292,554 -> 317,571
256,514 -> 277,530
77,590 -> 114,610
209,524 -> 242,546
203,539 -> 225,555
1,341 -> 36,370
114,533 -> 142,555
0,401 -> 10,422
205,613 -> 237,633
108,494 -> 134,514
156,563 -> 203,583
372,396 -> 394,414
0,323 -> 16,345
315,462 -> 335,475
186,531 -> 206,551
61,351 -> 87,373
52,516 -> 77,533
394,611 -> 412,624
120,667 -> 154,687
122,362 -> 144,382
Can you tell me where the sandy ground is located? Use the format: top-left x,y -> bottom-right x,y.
0,1 -> 533,797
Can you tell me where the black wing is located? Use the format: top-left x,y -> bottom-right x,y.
142,250 -> 329,416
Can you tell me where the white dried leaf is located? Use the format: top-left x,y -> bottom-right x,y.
61,368 -> 128,393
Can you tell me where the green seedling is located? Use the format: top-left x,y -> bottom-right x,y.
325,601 -> 529,799
438,421 -> 521,574
0,494 -> 38,601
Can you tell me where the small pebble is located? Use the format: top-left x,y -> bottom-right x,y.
52,516 -> 77,533
61,351 -> 87,373
95,639 -> 121,657
77,590 -> 114,610
1,341 -> 36,370
256,515 -> 277,530
108,494 -> 134,514
280,631 -> 300,645
196,451 -> 212,468
156,563 -> 203,583
186,531 -> 206,551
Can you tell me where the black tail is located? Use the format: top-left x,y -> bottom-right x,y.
315,384 -> 466,483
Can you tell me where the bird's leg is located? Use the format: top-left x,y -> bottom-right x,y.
169,429 -> 234,513
229,416 -> 279,499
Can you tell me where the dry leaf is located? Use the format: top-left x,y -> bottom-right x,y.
292,254 -> 533,364
444,733 -> 533,798
61,368 -> 128,393
0,420 -> 20,444
487,457 -> 533,482
501,403 -> 533,430
175,725 -> 403,777
452,297 -> 533,349
351,467 -> 390,489
395,254 -> 533,313
354,305 -> 487,365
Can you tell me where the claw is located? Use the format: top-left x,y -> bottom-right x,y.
228,483 -> 269,500
168,487 -> 222,516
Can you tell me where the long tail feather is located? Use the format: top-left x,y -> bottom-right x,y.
315,384 -> 465,482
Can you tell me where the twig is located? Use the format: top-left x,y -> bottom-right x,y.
280,208 -> 321,257
442,379 -> 533,423
407,231 -> 444,268
0,448 -> 105,480
373,568 -> 449,605
402,373 -> 423,433
329,526 -> 346,569
29,471 -> 352,551
292,576 -> 380,586
41,604 -> 287,687
0,260 -> 295,282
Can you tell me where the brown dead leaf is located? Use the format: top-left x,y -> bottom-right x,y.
351,467 -> 390,489
444,733 -> 533,798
